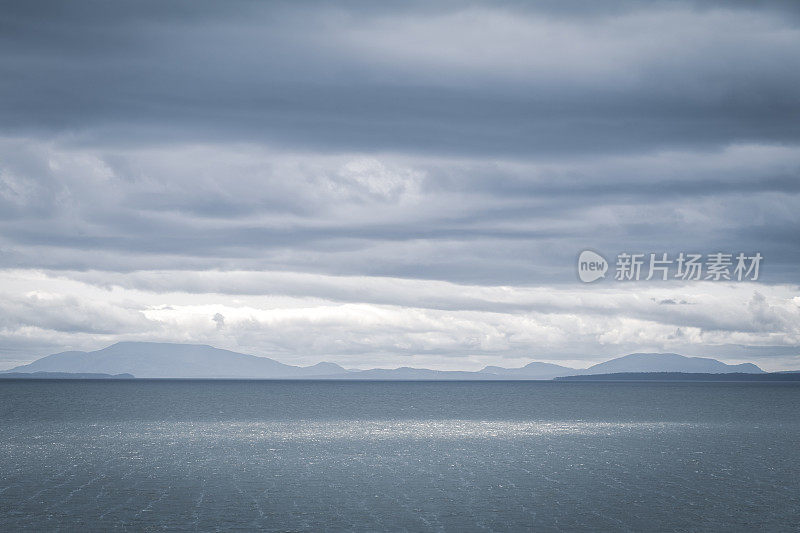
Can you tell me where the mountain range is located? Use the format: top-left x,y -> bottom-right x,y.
2,342 -> 764,379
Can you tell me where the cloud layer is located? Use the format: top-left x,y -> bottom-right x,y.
0,1 -> 798,368
1,269 -> 798,371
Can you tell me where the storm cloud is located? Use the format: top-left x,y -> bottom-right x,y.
0,0 -> 798,368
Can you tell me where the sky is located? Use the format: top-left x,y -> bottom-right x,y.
0,0 -> 798,371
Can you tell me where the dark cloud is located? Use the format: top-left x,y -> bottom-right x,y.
0,1 -> 798,366
1,138 -> 796,283
1,1 -> 799,156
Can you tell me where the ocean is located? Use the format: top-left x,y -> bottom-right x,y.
1,380 -> 799,531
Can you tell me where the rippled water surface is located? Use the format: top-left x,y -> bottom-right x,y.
1,380 -> 799,531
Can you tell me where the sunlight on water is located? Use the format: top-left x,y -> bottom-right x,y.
126,420 -> 696,441
2,381 -> 799,531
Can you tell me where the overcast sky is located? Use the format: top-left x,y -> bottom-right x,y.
1,0 -> 798,370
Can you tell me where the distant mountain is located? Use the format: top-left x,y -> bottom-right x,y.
479,361 -> 577,380
0,372 -> 135,379
581,353 -> 763,374
317,367 -> 500,380
557,372 -> 797,382
4,343 -> 766,380
5,342 -> 349,379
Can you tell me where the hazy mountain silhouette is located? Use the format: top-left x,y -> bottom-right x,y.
479,361 -> 577,380
4,343 -> 764,379
6,342 -> 348,379
0,372 -> 134,379
581,353 -> 763,374
477,353 -> 761,378
557,372 -> 797,382
315,367 -> 504,380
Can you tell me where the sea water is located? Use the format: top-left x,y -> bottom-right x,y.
1,380 -> 798,531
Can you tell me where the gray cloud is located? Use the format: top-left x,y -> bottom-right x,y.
0,269 -> 797,370
2,1 -> 799,155
0,1 -> 798,367
0,140 -> 797,283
